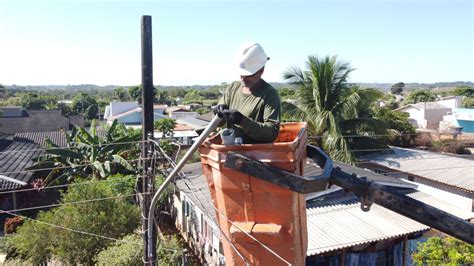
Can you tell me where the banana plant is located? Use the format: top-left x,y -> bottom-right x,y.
28,120 -> 141,185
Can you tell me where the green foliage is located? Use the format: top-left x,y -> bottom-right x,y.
282,55 -> 387,163
19,92 -> 58,110
278,87 -> 296,99
128,85 -> 142,103
7,176 -> 140,265
27,120 -> 141,184
403,89 -> 436,104
72,92 -> 98,119
154,118 -> 177,138
413,236 -> 473,265
96,233 -> 142,265
462,97 -> 474,108
390,82 -> 405,95
111,87 -> 131,101
453,86 -> 474,97
183,89 -> 204,104
96,233 -> 185,265
375,107 -> 415,134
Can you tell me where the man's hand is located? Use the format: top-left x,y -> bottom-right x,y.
224,109 -> 243,125
213,104 -> 228,118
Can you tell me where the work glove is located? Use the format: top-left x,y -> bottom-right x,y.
213,104 -> 228,118
223,109 -> 243,125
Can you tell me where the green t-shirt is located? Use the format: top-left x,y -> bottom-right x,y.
218,80 -> 281,143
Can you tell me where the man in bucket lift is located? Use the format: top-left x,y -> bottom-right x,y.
213,42 -> 281,144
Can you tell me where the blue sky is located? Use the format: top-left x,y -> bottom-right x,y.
0,0 -> 472,86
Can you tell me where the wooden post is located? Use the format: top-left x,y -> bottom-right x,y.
402,236 -> 408,266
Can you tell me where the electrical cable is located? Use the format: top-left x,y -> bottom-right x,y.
1,192 -> 148,213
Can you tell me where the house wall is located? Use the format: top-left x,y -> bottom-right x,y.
117,112 -> 142,125
172,191 -> 223,265
109,102 -> 138,117
424,108 -> 451,129
170,112 -> 198,120
437,97 -> 462,109
402,107 -> 425,128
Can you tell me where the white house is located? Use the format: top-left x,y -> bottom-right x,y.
396,96 -> 462,130
103,102 -> 167,125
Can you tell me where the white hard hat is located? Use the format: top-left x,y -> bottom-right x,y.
235,42 -> 269,76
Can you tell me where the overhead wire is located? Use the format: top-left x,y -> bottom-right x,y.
1,192 -> 148,213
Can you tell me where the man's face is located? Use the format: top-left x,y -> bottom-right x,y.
240,68 -> 263,90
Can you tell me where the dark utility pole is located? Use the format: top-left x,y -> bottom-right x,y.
140,15 -> 156,265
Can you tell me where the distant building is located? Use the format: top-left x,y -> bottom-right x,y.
396,96 -> 462,130
0,107 -> 83,134
442,108 -> 474,133
103,102 -> 168,125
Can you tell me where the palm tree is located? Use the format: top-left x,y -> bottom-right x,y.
28,120 -> 141,185
282,55 -> 386,163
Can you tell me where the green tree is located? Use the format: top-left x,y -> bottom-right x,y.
154,118 -> 176,138
27,120 -> 140,184
413,236 -> 473,265
278,87 -> 297,99
7,175 -> 140,265
20,93 -> 47,110
453,86 -> 474,97
390,82 -> 405,95
183,89 -> 203,104
462,97 -> 474,108
111,87 -> 131,101
282,55 -> 386,162
72,92 -> 98,119
403,89 -> 436,104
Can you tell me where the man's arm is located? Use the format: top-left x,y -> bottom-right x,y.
239,94 -> 280,143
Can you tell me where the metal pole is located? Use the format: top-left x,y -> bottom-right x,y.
141,15 -> 155,265
147,115 -> 222,263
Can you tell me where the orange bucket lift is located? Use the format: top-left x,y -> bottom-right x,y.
199,122 -> 308,265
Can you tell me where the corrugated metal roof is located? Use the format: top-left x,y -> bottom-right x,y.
363,147 -> 474,192
306,202 -> 428,255
176,161 -> 469,256
0,137 -> 41,191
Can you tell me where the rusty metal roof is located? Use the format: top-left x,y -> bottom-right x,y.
362,147 -> 474,192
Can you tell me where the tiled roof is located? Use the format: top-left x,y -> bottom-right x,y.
174,159 -> 468,256
362,147 -> 474,192
0,137 -> 41,191
15,131 -> 68,147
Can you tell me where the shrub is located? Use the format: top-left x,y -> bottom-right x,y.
96,233 -> 185,265
7,176 -> 140,265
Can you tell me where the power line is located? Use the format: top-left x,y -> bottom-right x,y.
2,210 -> 141,245
1,192 -> 148,213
